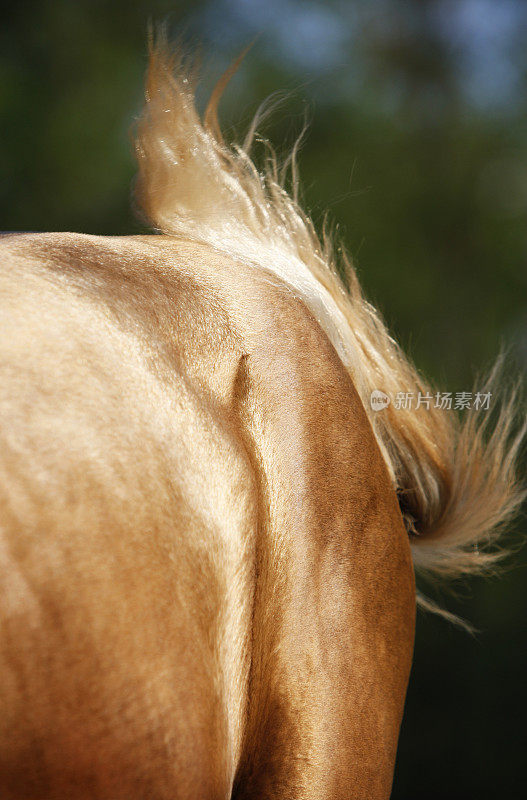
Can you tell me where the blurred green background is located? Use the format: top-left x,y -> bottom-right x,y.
1,1 -> 526,796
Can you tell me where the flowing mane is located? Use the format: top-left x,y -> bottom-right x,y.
134,36 -> 525,620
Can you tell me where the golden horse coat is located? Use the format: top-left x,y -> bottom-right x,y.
0,38 -> 523,799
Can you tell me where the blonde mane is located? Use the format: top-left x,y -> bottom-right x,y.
134,36 -> 525,621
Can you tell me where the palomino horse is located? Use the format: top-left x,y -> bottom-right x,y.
0,38 -> 524,800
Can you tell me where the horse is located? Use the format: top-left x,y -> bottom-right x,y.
0,36 -> 524,800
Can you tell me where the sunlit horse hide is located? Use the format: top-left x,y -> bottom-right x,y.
0,38 -> 524,800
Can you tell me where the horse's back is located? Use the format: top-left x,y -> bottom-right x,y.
0,233 -> 259,798
0,232 -> 415,799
